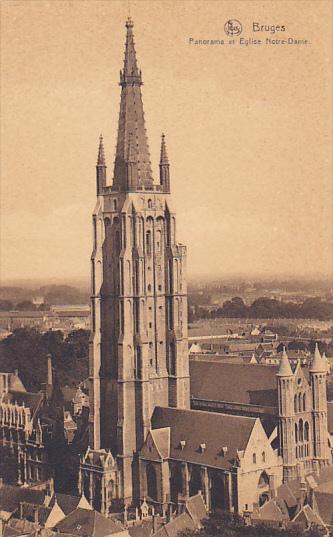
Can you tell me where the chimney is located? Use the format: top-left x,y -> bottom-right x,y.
47,354 -> 53,387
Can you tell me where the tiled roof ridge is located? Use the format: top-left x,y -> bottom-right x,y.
154,405 -> 257,421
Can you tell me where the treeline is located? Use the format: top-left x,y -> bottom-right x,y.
0,328 -> 89,391
192,296 -> 333,320
0,285 -> 89,310
0,300 -> 51,311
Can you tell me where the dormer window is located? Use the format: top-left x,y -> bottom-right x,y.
199,443 -> 206,453
180,440 -> 186,450
221,446 -> 228,457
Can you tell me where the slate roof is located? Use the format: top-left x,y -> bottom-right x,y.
292,504 -> 325,528
151,407 -> 257,469
0,485 -> 45,514
314,491 -> 333,526
190,361 -> 278,407
154,512 -> 195,537
49,494 -> 82,516
54,508 -> 125,537
154,494 -> 206,537
252,499 -> 285,523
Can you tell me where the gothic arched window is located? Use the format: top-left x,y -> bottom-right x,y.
298,393 -> 302,413
295,422 -> 298,443
262,451 -> 266,463
148,199 -> 152,209
253,453 -> 256,464
299,419 -> 304,442
294,394 -> 298,413
304,421 -> 309,442
302,393 -> 306,412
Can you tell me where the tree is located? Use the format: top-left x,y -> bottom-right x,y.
0,300 -> 13,311
15,300 -> 36,311
0,328 -> 89,391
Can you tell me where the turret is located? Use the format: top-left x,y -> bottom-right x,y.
277,348 -> 297,480
96,134 -> 106,195
159,133 -> 170,193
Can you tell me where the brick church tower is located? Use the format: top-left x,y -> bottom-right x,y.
79,18 -> 190,510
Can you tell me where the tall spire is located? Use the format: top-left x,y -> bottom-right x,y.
159,133 -> 170,192
113,19 -> 153,191
96,134 -> 106,195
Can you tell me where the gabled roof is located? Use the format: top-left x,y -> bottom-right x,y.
54,508 -> 126,537
151,407 -> 257,469
190,361 -> 278,407
2,391 -> 44,415
150,428 -> 170,459
252,499 -> 285,522
49,494 -> 88,516
292,504 -> 325,528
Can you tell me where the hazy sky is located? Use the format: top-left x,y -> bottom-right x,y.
1,0 -> 332,282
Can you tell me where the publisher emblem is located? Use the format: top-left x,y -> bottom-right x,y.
224,19 -> 242,36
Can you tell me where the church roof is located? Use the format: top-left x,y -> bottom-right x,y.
151,407 -> 257,469
189,361 -> 278,407
54,508 -> 126,537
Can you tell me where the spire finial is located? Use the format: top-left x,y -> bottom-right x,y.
126,16 -> 133,29
97,134 -> 106,166
160,133 -> 169,165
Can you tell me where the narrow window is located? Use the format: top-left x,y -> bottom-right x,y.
253,453 -> 256,464
146,231 -> 152,256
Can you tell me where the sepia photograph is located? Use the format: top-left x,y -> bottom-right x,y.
0,1 -> 332,536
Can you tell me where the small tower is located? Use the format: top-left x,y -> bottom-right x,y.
310,344 -> 330,466
277,348 -> 297,481
96,134 -> 106,195
159,133 -> 170,193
